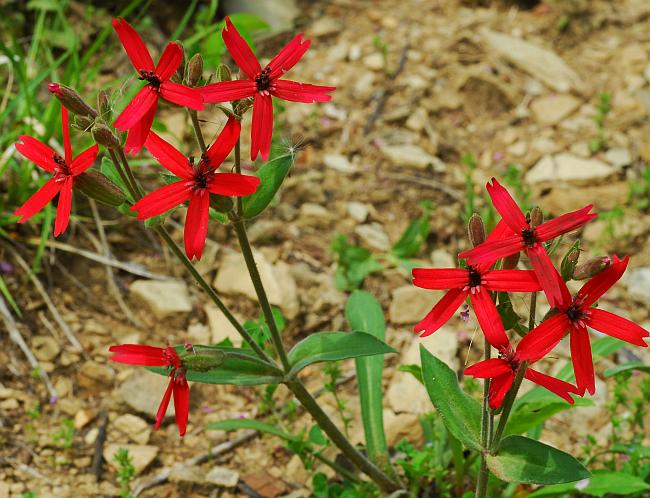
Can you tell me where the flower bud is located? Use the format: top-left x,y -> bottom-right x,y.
97,90 -> 112,119
573,256 -> 613,280
467,214 -> 486,247
173,41 -> 186,83
92,123 -> 120,149
74,171 -> 126,206
560,244 -> 580,282
74,114 -> 95,131
182,350 -> 225,372
48,82 -> 98,118
210,194 -> 234,213
216,64 -> 232,82
530,207 -> 544,228
186,53 -> 204,86
502,252 -> 520,270
233,99 -> 252,117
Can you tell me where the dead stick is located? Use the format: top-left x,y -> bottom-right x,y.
91,410 -> 109,482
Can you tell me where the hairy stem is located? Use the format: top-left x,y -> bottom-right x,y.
475,334 -> 492,498
108,148 -> 138,201
288,381 -> 401,492
117,148 -> 144,199
188,109 -> 207,153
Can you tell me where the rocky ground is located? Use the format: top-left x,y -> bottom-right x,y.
2,0 -> 650,496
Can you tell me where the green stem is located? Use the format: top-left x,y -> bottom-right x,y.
475,335 -> 492,498
313,450 -> 360,484
287,381 -> 401,493
154,226 -> 272,363
117,148 -> 143,199
188,109 -> 207,153
108,148 -> 137,201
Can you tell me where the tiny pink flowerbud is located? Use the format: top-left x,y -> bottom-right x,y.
573,256 -> 613,280
48,82 -> 98,118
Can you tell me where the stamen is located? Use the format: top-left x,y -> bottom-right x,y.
139,70 -> 162,88
522,227 -> 537,247
255,66 -> 272,92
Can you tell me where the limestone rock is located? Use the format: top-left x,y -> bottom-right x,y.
347,202 -> 369,223
381,144 -> 444,171
526,154 -> 615,184
204,304 -> 243,346
112,414 -> 151,445
32,336 -> 61,362
626,268 -> 650,302
77,361 -> 115,390
130,279 -> 192,322
389,286 -> 440,325
104,444 -> 158,475
604,148 -> 632,168
299,203 -> 334,228
354,223 -> 391,252
214,251 -> 299,319
324,154 -> 357,174
530,94 -> 581,126
118,373 -> 174,419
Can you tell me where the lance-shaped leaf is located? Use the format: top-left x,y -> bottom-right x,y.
148,347 -> 282,386
420,345 -> 482,451
287,331 -> 396,377
345,291 -> 390,466
506,398 -> 592,435
208,418 -> 296,441
242,154 -> 293,218
604,361 -> 650,378
487,435 -> 590,484
526,471 -> 650,497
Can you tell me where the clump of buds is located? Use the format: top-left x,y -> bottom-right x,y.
48,83 -> 98,118
573,256 -> 613,280
92,123 -> 120,149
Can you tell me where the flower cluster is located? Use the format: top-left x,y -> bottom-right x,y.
414,178 -> 649,408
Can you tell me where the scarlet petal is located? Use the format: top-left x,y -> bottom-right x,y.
489,372 -> 515,409
414,288 -> 468,337
156,42 -> 183,81
112,17 -> 155,71
114,85 -> 158,131
587,309 -> 649,347
160,81 -> 204,111
155,379 -> 174,430
54,177 -> 73,237
184,193 -> 210,261
465,358 -> 512,378
412,268 -> 469,290
578,256 -> 628,308
172,375 -> 190,437
516,313 -> 570,362
525,369 -> 576,404
222,17 -> 261,79
271,80 -> 335,103
145,132 -> 193,179
459,235 -> 526,265
486,178 -> 528,233
209,173 -> 260,196
267,34 -> 310,79
14,178 -> 62,223
527,244 -> 566,309
534,205 -> 597,242
251,93 -> 273,161
570,327 -> 595,396
470,289 -> 510,350
124,100 -> 158,156
131,181 -> 190,220
205,117 -> 241,168
200,80 -> 256,103
70,145 -> 99,175
15,135 -> 58,172
482,270 -> 541,293
109,344 -> 166,363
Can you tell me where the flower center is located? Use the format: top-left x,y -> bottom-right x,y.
566,299 -> 590,327
139,70 -> 162,88
521,227 -> 537,247
255,66 -> 272,92
498,349 -> 519,371
468,266 -> 482,289
191,156 -> 214,191
53,153 -> 70,178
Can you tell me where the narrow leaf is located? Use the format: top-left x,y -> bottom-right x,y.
487,435 -> 590,484
527,471 -> 650,497
242,154 -> 293,219
208,418 -> 296,441
346,291 -> 389,465
287,331 -> 395,377
604,361 -> 650,378
420,345 -> 482,451
506,399 -> 592,435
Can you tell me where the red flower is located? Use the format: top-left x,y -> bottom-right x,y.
130,117 -> 259,260
112,17 -> 204,155
109,344 -> 189,436
465,340 -> 578,409
516,256 -> 649,395
201,17 -> 335,161
14,106 -> 98,236
459,178 -> 596,308
413,221 -> 541,350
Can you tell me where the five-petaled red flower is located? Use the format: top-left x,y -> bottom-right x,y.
516,255 -> 649,395
459,178 -> 596,309
131,116 -> 259,260
465,339 -> 578,409
112,17 -> 204,155
109,344 -> 189,436
413,221 -> 541,350
14,106 -> 98,236
201,17 -> 335,161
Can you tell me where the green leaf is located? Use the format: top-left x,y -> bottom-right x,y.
100,156 -> 133,203
391,201 -> 432,258
398,364 -> 423,384
496,292 -> 523,331
345,291 -> 390,465
287,331 -> 395,377
487,435 -> 589,484
604,361 -> 650,378
148,347 -> 282,386
506,398 -> 592,435
560,239 -> 580,282
420,345 -> 482,451
308,425 -> 328,446
242,154 -> 294,219
208,418 -> 296,441
527,471 -> 650,497
332,235 -> 383,291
